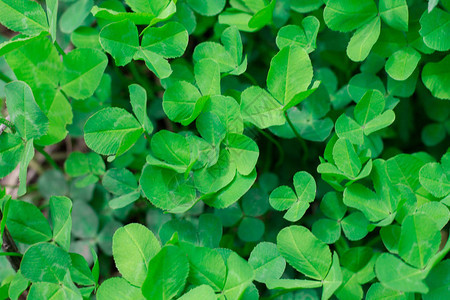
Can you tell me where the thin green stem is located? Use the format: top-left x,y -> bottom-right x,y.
284,111 -> 309,163
256,127 -> 284,167
242,72 -> 258,85
0,118 -> 16,133
35,146 -> 61,171
54,41 -> 66,56
0,252 -> 23,257
0,72 -> 12,83
128,62 -> 154,97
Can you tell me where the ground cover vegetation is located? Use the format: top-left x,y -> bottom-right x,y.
0,0 -> 449,299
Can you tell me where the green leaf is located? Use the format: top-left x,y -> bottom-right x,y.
6,199 -> 52,244
178,285 -> 216,300
222,252 -> 254,300
398,213 -> 441,269
163,81 -> 203,123
419,161 -> 450,198
332,138 -> 361,178
237,217 -> 265,242
64,152 -> 105,178
240,86 -> 285,129
194,150 -> 236,194
103,168 -> 138,196
348,72 -> 386,102
204,169 -> 256,209
99,19 -> 139,66
346,16 -> 380,62
50,196 -> 72,251
35,90 -> 73,146
320,192 -> 347,220
277,225 -> 332,280
221,26 -> 244,65
366,283 -> 408,300
0,133 -> 24,178
419,8 -> 450,51
248,242 -> 286,283
269,171 -> 315,222
129,84 -> 153,134
341,212 -> 369,241
28,280 -> 82,300
323,0 -> 378,32
59,0 -> 93,34
270,185 -> 297,211
125,0 -> 169,15
21,243 -> 71,283
151,130 -> 191,169
140,165 -> 196,211
141,22 -> 189,59
290,0 -> 323,13
424,259 -> 450,300
180,242 -> 226,291
193,42 -> 236,73
112,223 -> 161,286
379,0 -> 409,32
267,45 -> 313,104
84,107 -> 143,157
5,81 -> 48,140
69,253 -> 95,287
293,171 -> 316,203
91,5 -> 154,25
265,279 -> 322,290
322,252 -> 343,300
187,0 -> 225,16
204,95 -> 244,134
97,277 -> 145,300
8,271 -> 29,300
416,202 -> 450,230
422,123 -> 446,146
195,58 -> 221,96
46,0 -> 58,41
385,47 -> 421,81
422,54 -> 450,100
343,184 -> 391,222
226,133 -> 259,176
312,218 -> 341,244
276,16 -> 320,53
196,112 -> 226,146
141,245 -> 189,300
60,48 -> 108,100
0,32 -> 48,58
334,114 -> 364,145
353,90 -> 385,126
4,35 -> 61,90
0,0 -> 48,36
71,27 -> 101,50
134,49 -> 172,79
375,253 -> 428,293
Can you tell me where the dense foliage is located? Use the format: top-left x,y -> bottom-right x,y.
0,0 -> 449,299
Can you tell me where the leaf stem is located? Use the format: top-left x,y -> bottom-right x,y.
242,72 -> 258,85
284,110 -> 308,162
0,211 -> 21,271
0,252 -> 22,257
255,127 -> 284,167
128,62 -> 154,97
54,41 -> 66,56
35,145 -> 61,171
